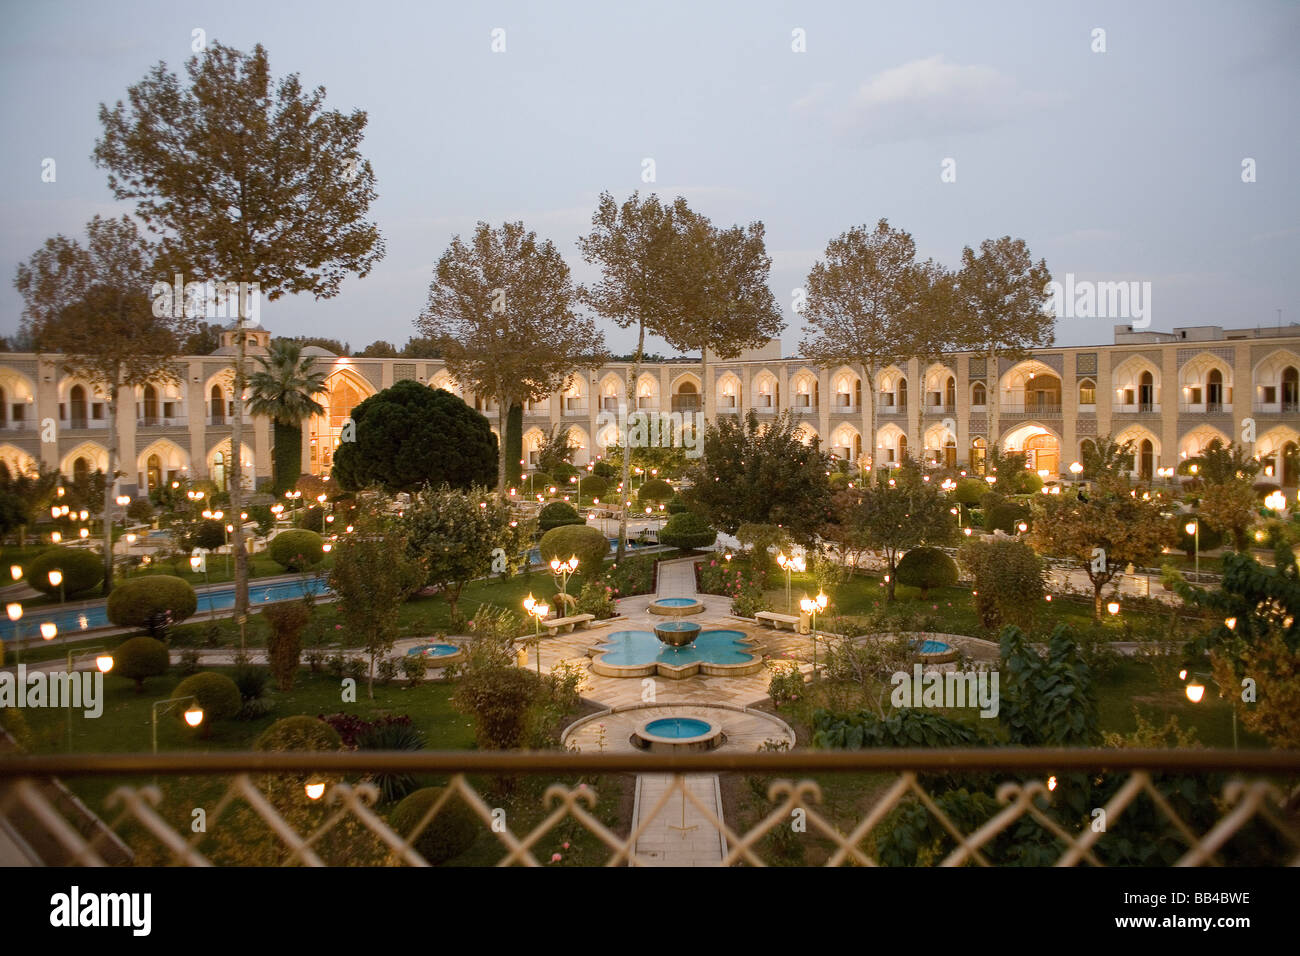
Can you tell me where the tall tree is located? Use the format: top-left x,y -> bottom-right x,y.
684,410 -> 833,546
578,191 -> 709,559
418,221 -> 604,493
679,218 -> 784,424
94,40 -> 385,618
14,215 -> 190,591
852,461 -> 957,601
0,461 -> 60,548
799,220 -> 951,466
248,339 -> 329,494
953,237 -> 1054,449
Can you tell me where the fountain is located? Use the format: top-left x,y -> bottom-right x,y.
653,620 -> 701,647
648,597 -> 705,617
631,716 -> 724,753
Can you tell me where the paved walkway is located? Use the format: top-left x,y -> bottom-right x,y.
631,774 -> 726,866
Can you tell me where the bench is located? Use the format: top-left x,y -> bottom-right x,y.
543,613 -> 596,636
756,611 -> 802,632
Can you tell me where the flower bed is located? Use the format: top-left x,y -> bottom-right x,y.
600,554 -> 659,599
695,558 -> 771,617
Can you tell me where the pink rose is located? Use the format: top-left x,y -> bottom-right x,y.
551,853 -> 562,862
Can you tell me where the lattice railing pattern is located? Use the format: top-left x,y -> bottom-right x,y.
1,750 -> 1297,866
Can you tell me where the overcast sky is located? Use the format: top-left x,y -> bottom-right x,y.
2,0 -> 1297,356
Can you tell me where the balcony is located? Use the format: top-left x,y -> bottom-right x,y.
62,417 -> 109,430
0,419 -> 33,432
1178,402 -> 1232,415
1002,403 -> 1063,418
1254,401 -> 1300,415
1,749 -> 1296,867
670,396 -> 701,414
754,395 -> 776,413
1112,403 -> 1160,415
876,401 -> 906,417
562,397 -> 588,416
137,416 -> 187,428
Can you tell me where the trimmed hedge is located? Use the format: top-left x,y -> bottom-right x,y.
538,524 -> 608,579
112,636 -> 170,692
953,478 -> 987,506
106,575 -> 197,628
578,475 -> 609,499
171,671 -> 242,728
27,547 -> 103,597
895,547 -> 958,597
537,501 -> 582,532
269,529 -> 324,571
256,716 -> 343,752
389,787 -> 479,864
637,477 -> 673,503
658,511 -> 717,551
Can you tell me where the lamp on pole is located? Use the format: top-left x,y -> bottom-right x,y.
799,590 -> 829,680
1179,661 -> 1238,750
66,647 -> 114,750
6,602 -> 22,665
548,555 -> 578,602
48,569 -> 64,603
152,695 -> 205,756
522,593 -> 550,675
776,552 -> 805,613
1185,519 -> 1200,579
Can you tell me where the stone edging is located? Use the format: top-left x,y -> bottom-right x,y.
560,700 -> 796,750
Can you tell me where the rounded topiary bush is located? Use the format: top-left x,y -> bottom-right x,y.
269,529 -> 325,571
256,715 -> 343,752
579,475 -> 608,499
1009,471 -> 1044,495
538,524 -> 608,578
591,460 -> 617,480
389,787 -> 479,864
172,671 -> 242,731
666,494 -> 688,514
895,547 -> 959,597
28,547 -> 103,597
107,575 -> 197,629
953,478 -> 987,506
191,518 -> 226,552
297,506 -> 324,533
525,472 -> 553,493
658,511 -> 717,551
112,635 -> 170,692
538,501 -> 582,532
1174,517 -> 1224,556
551,462 -> 578,481
637,477 -> 673,503
987,501 -> 1031,534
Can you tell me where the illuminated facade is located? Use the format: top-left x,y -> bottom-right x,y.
1,323 -> 1297,496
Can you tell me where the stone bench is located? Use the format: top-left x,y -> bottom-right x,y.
543,613 -> 596,636
755,611 -> 802,632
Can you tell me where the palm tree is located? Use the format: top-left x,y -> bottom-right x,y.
248,340 -> 329,493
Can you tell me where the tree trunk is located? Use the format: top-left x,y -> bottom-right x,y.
497,401 -> 509,496
102,384 -> 120,594
886,549 -> 898,601
617,320 -> 646,562
987,346 -> 999,463
230,299 -> 249,618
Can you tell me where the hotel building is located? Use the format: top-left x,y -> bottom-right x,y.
0,322 -> 1297,497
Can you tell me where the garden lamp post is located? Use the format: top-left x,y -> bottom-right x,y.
523,594 -> 550,675
1179,666 -> 1237,750
1185,519 -> 1200,578
549,555 -> 579,601
799,590 -> 829,680
10,564 -> 21,583
6,602 -> 22,665
48,569 -> 64,603
67,647 -> 114,751
151,695 -> 205,756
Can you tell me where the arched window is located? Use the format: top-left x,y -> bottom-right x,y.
1206,369 -> 1223,411
972,382 -> 986,407
945,376 -> 956,409
944,437 -> 957,469
1139,439 -> 1154,480
210,385 -> 225,424
70,385 -> 87,428
898,434 -> 908,462
971,437 -> 987,473
212,451 -> 226,491
146,454 -> 162,492
1284,441 -> 1298,486
142,384 -> 159,423
1139,371 -> 1154,411
1080,439 -> 1097,464
1078,379 -> 1096,405
73,456 -> 89,485
1283,367 -> 1299,411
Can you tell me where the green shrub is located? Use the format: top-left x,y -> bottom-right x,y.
525,472 -> 553,493
602,554 -> 657,597
112,636 -> 170,692
537,501 -> 582,532
1173,517 -> 1224,558
953,478 -> 987,506
637,477 -> 673,503
579,475 -> 608,499
28,547 -> 103,597
172,671 -> 242,731
590,460 -> 617,480
452,666 -> 542,750
126,498 -> 155,524
575,580 -> 617,619
256,715 -> 343,752
658,511 -> 717,551
191,518 -> 226,552
262,601 -> 311,691
401,654 -> 426,686
895,547 -> 958,598
538,524 -> 608,580
297,505 -> 324,532
389,787 -> 479,864
958,538 -> 1044,633
248,504 -> 274,536
987,501 -> 1031,534
269,529 -> 325,571
666,494 -> 688,514
551,462 -> 578,481
106,575 -> 197,629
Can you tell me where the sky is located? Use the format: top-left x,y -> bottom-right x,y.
1,0 -> 1297,357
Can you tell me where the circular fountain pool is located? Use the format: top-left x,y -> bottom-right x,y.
648,596 -> 705,617
909,637 -> 958,663
406,643 -> 465,666
632,716 -> 723,753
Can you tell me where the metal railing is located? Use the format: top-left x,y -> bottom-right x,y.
1,749 -> 1296,867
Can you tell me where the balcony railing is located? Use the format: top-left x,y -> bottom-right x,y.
0,749 -> 1296,867
1178,402 -> 1231,414
137,416 -> 187,428
0,419 -> 33,431
876,401 -> 906,416
63,417 -> 108,430
1254,401 -> 1300,414
1002,403 -> 1063,417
